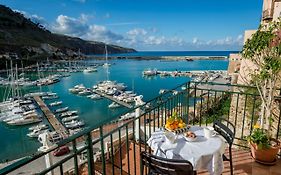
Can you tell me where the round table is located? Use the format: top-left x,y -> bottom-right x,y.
147,126 -> 225,175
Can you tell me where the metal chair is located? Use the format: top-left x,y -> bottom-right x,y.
140,151 -> 196,175
213,118 -> 236,175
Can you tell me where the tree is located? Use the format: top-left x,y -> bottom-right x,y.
242,19 -> 281,131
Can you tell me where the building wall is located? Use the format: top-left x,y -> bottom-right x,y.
273,1 -> 281,21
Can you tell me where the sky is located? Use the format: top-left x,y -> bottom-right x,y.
1,0 -> 263,51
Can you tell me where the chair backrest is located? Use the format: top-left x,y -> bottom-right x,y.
141,151 -> 194,175
213,118 -> 235,145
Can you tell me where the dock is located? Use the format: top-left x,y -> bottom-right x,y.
93,90 -> 134,109
33,96 -> 69,137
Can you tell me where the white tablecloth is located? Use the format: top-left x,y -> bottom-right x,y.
147,126 -> 225,175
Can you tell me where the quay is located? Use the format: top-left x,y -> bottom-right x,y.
33,96 -> 69,137
93,90 -> 134,109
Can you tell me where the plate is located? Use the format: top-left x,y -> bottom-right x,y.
184,135 -> 197,142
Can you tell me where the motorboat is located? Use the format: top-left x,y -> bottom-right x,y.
142,69 -> 157,76
59,110 -> 78,118
7,115 -> 41,126
62,115 -> 79,122
65,120 -> 85,129
90,94 -> 102,100
42,95 -> 59,100
78,89 -> 92,96
108,102 -> 121,108
83,67 -> 97,73
27,129 -> 49,138
49,101 -> 62,107
29,123 -> 48,131
55,107 -> 69,113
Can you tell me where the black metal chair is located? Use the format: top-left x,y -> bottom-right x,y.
213,118 -> 236,175
140,151 -> 196,175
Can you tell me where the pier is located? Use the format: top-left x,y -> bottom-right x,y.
33,96 -> 69,137
93,90 -> 134,109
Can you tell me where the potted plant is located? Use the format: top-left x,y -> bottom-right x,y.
248,125 -> 280,163
242,19 -> 281,164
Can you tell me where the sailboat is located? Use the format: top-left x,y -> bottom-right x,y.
103,44 -> 111,67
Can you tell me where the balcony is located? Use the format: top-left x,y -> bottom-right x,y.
0,81 -> 280,175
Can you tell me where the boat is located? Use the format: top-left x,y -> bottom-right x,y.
69,127 -> 83,135
27,129 -> 49,138
142,69 -> 157,76
29,123 -> 48,131
59,110 -> 78,118
108,102 -> 121,109
49,101 -> 62,107
65,120 -> 85,129
90,94 -> 102,100
68,88 -> 80,94
42,95 -> 59,100
119,112 -> 135,121
55,107 -> 69,113
83,67 -> 97,73
78,89 -> 92,96
62,115 -> 79,122
7,115 -> 41,126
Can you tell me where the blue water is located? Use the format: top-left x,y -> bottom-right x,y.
0,59 -> 229,161
99,50 -> 239,57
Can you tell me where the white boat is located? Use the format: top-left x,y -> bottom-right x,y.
59,110 -> 78,118
55,107 -> 69,113
62,115 -> 79,122
69,128 -> 83,135
142,69 -> 157,76
65,120 -> 85,129
29,123 -> 48,131
42,95 -> 59,100
103,63 -> 111,67
108,102 -> 121,109
49,101 -> 62,107
78,89 -> 92,96
90,94 -> 102,100
27,129 -> 49,138
119,112 -> 135,121
7,115 -> 41,126
68,88 -> 80,94
83,67 -> 97,73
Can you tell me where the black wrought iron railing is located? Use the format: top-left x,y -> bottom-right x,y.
0,81 -> 280,175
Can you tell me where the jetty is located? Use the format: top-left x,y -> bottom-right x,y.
33,96 -> 69,137
93,90 -> 134,109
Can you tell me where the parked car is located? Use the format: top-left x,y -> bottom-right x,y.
53,146 -> 70,156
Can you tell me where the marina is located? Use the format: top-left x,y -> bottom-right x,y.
0,58 -> 229,161
33,96 -> 69,138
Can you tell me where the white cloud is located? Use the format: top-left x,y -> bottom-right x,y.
127,28 -> 147,36
52,15 -> 89,37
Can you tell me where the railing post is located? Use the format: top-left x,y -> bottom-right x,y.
86,132 -> 94,175
134,95 -> 145,142
99,126 -> 106,175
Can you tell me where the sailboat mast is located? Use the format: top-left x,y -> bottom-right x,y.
10,59 -> 14,98
105,44 -> 109,81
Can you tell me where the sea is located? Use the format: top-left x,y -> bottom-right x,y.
0,51 -> 234,162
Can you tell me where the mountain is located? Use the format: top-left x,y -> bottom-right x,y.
0,5 -> 136,64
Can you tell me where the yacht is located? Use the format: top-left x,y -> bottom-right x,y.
142,69 -> 157,76
27,129 -> 49,138
7,115 -> 41,126
62,115 -> 79,122
90,94 -> 102,100
29,123 -> 48,131
55,107 -> 69,113
78,89 -> 92,96
83,67 -> 97,73
108,102 -> 121,109
59,110 -> 78,118
49,101 -> 62,107
65,120 -> 85,129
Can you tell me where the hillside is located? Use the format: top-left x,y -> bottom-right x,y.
0,5 -> 136,63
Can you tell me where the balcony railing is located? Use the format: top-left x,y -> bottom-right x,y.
0,81 -> 280,175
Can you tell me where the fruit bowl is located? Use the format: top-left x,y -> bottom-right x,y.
165,126 -> 190,134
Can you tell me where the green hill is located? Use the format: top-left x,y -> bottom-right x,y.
0,5 -> 136,64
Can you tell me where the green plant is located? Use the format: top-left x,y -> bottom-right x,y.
248,125 -> 270,149
242,19 -> 281,131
